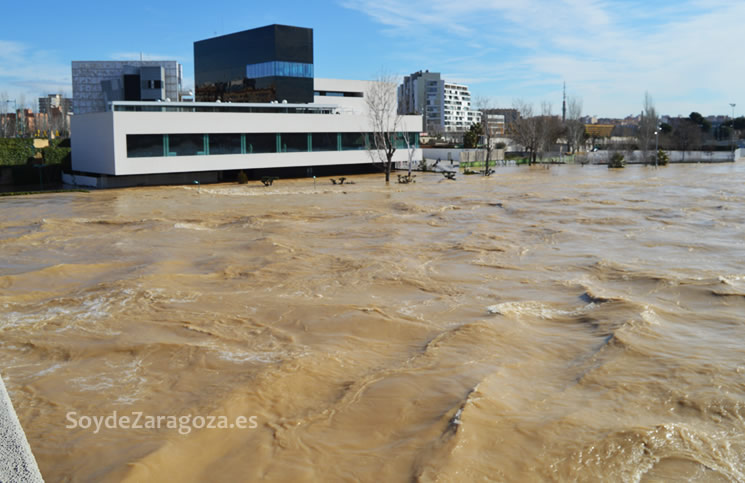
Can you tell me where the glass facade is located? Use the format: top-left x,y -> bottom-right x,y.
394,132 -> 420,149
194,25 -> 314,103
341,133 -> 367,150
126,132 -> 416,158
127,134 -> 164,157
168,134 -> 206,156
209,133 -> 242,155
312,132 -> 337,152
246,61 -> 313,79
280,133 -> 308,153
245,134 -> 276,154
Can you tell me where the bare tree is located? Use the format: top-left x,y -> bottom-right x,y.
565,95 -> 585,154
673,118 -> 701,162
401,131 -> 418,177
637,92 -> 658,164
536,102 -> 562,161
511,100 -> 538,163
366,74 -> 403,183
510,100 -> 562,164
474,97 -> 498,176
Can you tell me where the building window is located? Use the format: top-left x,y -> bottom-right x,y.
246,61 -> 314,79
127,134 -> 164,158
245,133 -> 276,154
280,133 -> 308,152
209,133 -> 242,155
341,133 -> 367,150
394,132 -> 418,149
168,134 -> 205,156
312,132 -> 337,152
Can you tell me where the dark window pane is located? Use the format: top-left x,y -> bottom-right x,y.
209,133 -> 242,155
169,134 -> 204,156
245,61 -> 313,79
311,132 -> 337,152
341,133 -> 367,150
127,134 -> 163,157
280,133 -> 307,152
246,133 -> 276,153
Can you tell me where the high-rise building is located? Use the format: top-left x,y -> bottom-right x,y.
194,24 -> 314,103
398,71 -> 480,133
71,60 -> 182,114
38,94 -> 73,114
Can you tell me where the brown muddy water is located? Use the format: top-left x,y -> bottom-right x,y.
1,164 -> 745,482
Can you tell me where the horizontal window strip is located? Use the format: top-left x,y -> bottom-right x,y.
126,132 -> 418,158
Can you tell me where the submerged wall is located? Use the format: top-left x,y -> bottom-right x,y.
0,375 -> 44,482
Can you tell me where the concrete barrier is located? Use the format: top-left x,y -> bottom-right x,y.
0,375 -> 44,482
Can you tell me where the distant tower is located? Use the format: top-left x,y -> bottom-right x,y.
562,82 -> 567,122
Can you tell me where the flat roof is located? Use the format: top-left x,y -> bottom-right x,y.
109,100 -> 340,114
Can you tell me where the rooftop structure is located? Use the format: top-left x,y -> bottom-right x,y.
194,25 -> 313,104
72,60 -> 183,114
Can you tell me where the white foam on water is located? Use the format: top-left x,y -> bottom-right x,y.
35,363 -> 63,378
486,300 -> 598,319
174,222 -> 212,231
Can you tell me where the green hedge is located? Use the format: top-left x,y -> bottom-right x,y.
42,146 -> 71,168
0,138 -> 35,166
49,137 -> 71,148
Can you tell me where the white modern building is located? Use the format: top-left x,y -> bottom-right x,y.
398,71 -> 480,134
66,78 -> 422,188
442,82 -> 481,132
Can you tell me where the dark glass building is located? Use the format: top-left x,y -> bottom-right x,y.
194,24 -> 314,103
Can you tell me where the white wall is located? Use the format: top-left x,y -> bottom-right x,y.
72,108 -> 422,176
313,78 -> 372,114
70,111 -> 116,174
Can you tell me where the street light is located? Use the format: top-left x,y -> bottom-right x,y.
654,128 -> 659,167
730,103 -> 736,160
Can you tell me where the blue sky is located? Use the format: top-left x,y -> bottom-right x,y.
0,0 -> 742,118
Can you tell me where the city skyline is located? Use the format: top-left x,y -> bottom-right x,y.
0,0 -> 741,118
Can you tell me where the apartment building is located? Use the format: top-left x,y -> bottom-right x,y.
398,71 -> 480,134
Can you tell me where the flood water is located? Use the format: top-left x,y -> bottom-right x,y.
1,164 -> 745,482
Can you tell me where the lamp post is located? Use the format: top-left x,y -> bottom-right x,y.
730,103 -> 736,160
654,129 -> 659,167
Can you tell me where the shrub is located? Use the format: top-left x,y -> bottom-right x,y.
608,152 -> 625,168
51,138 -> 71,148
495,142 -> 506,149
237,170 -> 249,184
656,149 -> 669,166
42,146 -> 71,166
0,138 -> 35,166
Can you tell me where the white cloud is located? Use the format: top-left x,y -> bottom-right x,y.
110,52 -> 187,62
341,0 -> 745,116
0,40 -> 71,107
